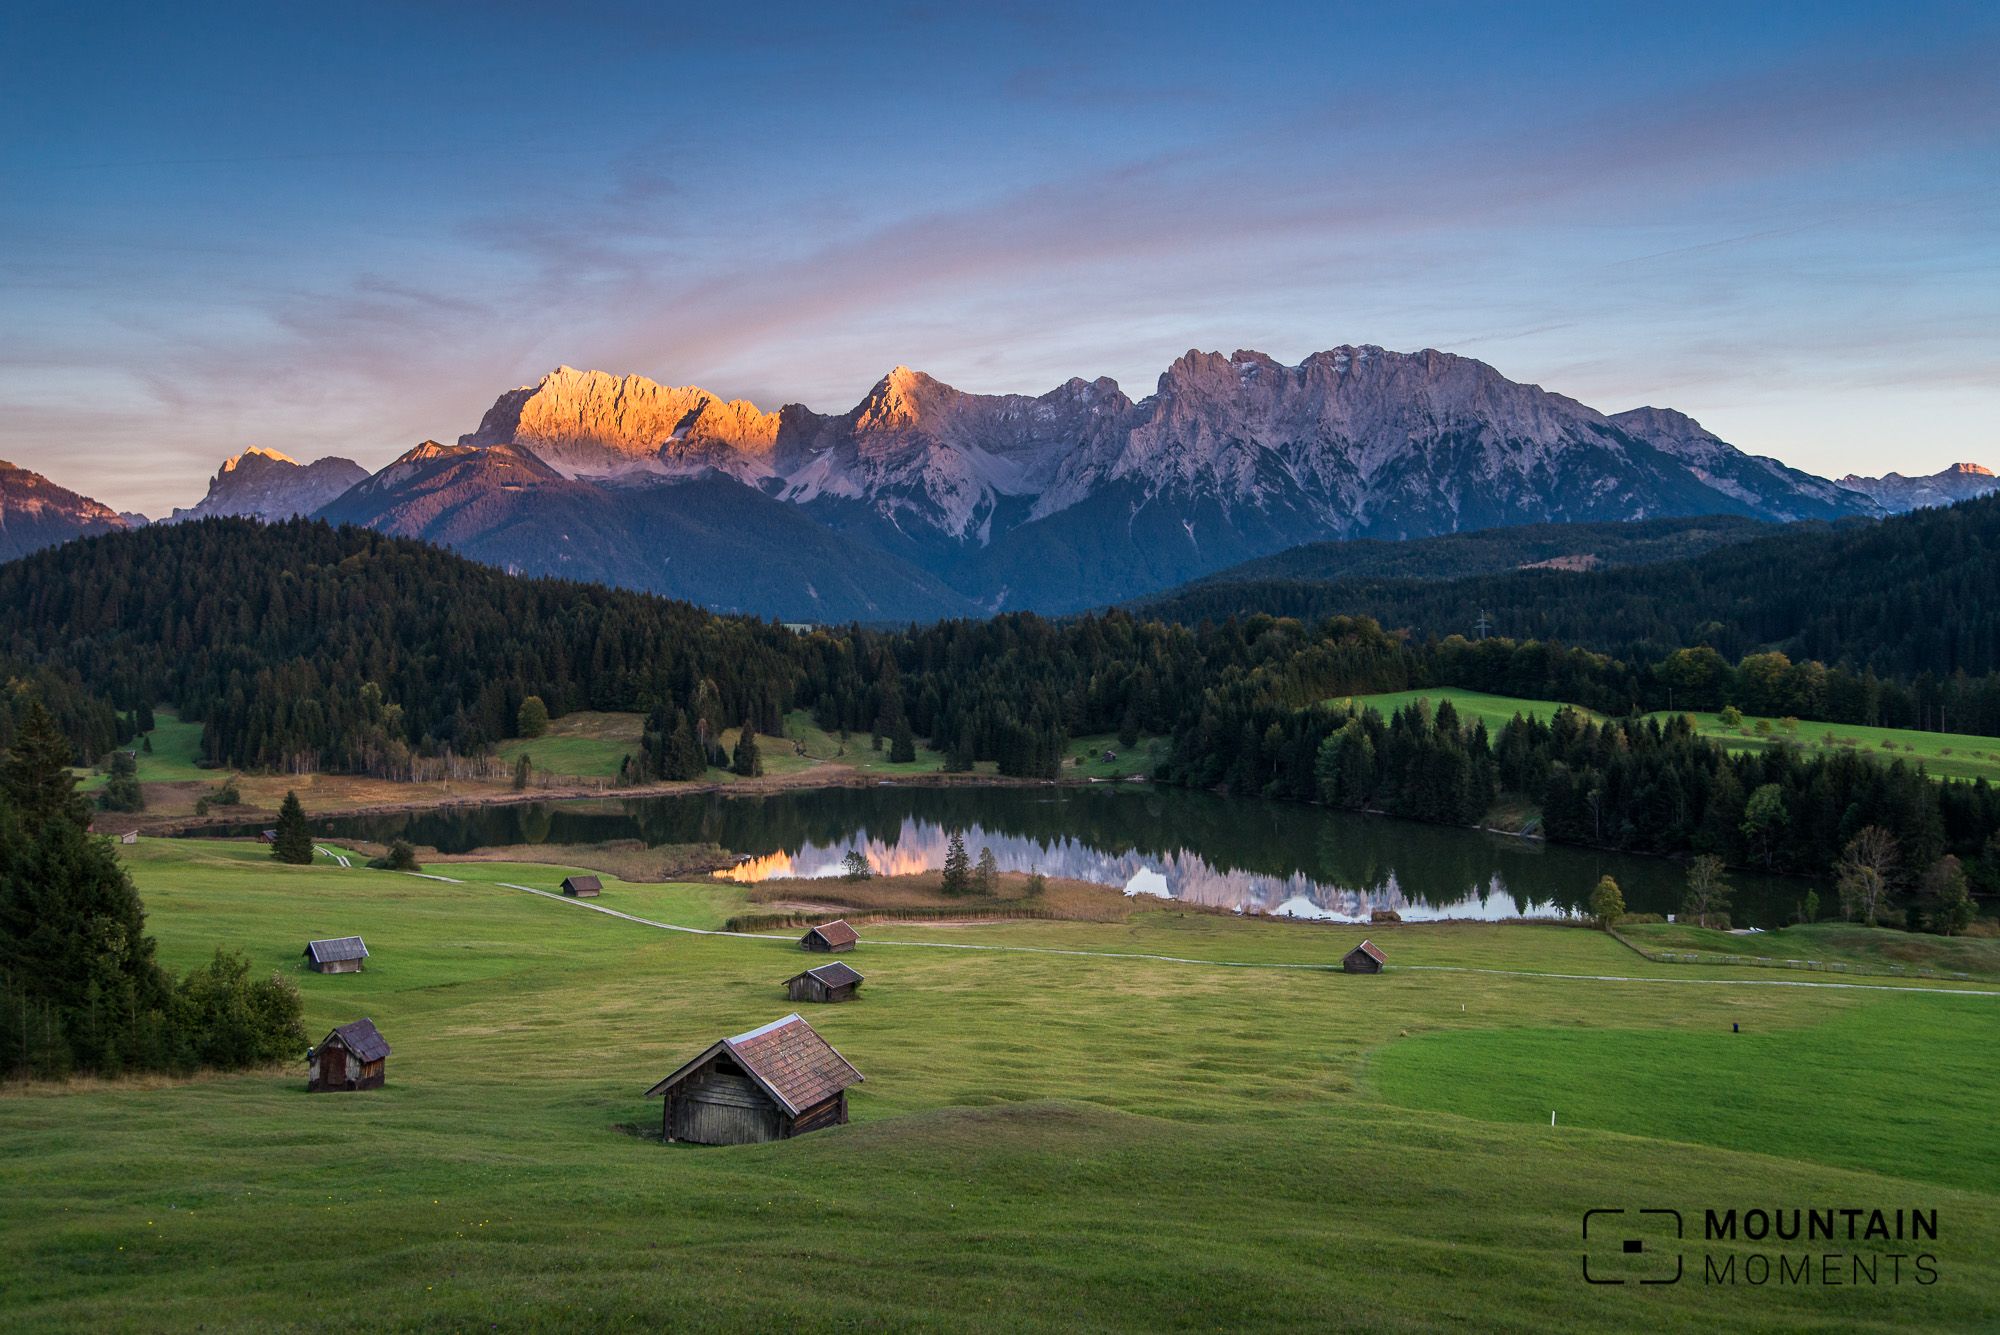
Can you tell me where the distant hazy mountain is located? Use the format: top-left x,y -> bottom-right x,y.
0,459 -> 135,562
171,448 -> 369,522
314,441 -> 977,622
1836,463 -> 1998,513
333,345 -> 1886,618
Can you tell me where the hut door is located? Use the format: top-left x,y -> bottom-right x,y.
322,1045 -> 346,1087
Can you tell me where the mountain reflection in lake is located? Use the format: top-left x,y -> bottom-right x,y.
285,784 -> 1817,927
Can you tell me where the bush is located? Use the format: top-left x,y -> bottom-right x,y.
1719,705 -> 1743,728
367,840 -> 420,872
1588,875 -> 1625,929
213,778 -> 241,806
172,950 -> 307,1070
1025,865 -> 1047,897
517,696 -> 550,739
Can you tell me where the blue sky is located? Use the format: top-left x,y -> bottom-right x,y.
3,1 -> 1996,514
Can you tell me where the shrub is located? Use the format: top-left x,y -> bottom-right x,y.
1588,875 -> 1625,929
517,696 -> 550,739
1719,706 -> 1743,728
368,840 -> 419,872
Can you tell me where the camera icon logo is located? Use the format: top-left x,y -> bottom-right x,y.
1583,1208 -> 1683,1285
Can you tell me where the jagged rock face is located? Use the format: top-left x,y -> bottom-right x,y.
776,367 -> 1132,547
0,460 -> 132,561
170,447 -> 369,523
1608,407 -> 1875,522
458,366 -> 780,482
1837,462 -> 1998,513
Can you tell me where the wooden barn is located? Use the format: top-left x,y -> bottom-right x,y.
800,919 -> 858,953
303,936 -> 369,973
645,1013 -> 863,1145
561,875 -> 602,897
786,961 -> 863,1004
308,1018 -> 391,1092
1343,940 -> 1387,974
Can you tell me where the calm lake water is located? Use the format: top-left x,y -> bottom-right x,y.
261,784 -> 1820,928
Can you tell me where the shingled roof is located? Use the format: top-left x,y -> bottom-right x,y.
1351,939 -> 1387,964
794,962 -> 863,989
644,1013 -> 863,1114
324,1017 -> 391,1063
304,937 -> 368,964
806,920 -> 858,947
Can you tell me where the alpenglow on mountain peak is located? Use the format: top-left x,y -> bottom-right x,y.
429,344 -> 1882,613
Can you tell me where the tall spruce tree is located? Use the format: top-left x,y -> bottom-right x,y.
941,830 -> 971,895
731,721 -> 762,777
3,700 -> 89,835
889,717 -> 916,764
271,791 -> 314,865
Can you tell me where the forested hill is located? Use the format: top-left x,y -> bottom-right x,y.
0,518 -> 1391,777
1137,495 -> 2000,683
1169,514 -> 1789,588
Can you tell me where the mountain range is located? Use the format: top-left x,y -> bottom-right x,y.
343,347 -> 1892,615
5,344 -> 1990,620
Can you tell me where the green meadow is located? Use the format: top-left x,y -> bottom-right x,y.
72,712 -> 210,792
2,838 -> 1994,1331
1339,688 -> 2000,782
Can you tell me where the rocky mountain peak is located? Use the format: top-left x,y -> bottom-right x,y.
460,366 -> 780,481
169,446 -> 369,524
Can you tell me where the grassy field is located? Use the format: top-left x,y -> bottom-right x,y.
73,712 -> 210,792
1,839 -> 1994,1331
1340,689 -> 2000,783
1621,921 -> 2000,980
493,711 -> 645,779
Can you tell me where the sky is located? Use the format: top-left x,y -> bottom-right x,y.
2,1 -> 1996,516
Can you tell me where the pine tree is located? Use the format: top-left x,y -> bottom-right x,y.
2,700 -> 89,835
889,717 -> 916,764
271,790 -> 314,865
941,830 -> 971,896
731,721 -> 762,777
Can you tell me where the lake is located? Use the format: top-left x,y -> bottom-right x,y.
265,783 -> 1821,927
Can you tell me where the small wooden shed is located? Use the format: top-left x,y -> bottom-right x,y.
561,875 -> 602,897
800,919 -> 858,953
786,961 -> 863,1004
304,936 -> 369,973
258,829 -> 278,844
308,1018 -> 391,1092
645,1013 -> 863,1145
120,831 -> 138,845
1343,939 -> 1387,974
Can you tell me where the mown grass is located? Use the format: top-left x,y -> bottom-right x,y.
1,838 -> 1993,1332
1622,921 -> 2000,980
1369,997 -> 2000,1193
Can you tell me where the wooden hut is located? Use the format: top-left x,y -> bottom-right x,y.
120,831 -> 138,845
561,875 -> 602,898
644,1014 -> 863,1145
800,919 -> 858,953
1343,940 -> 1387,974
786,961 -> 863,1004
308,1018 -> 391,1092
303,936 -> 369,973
